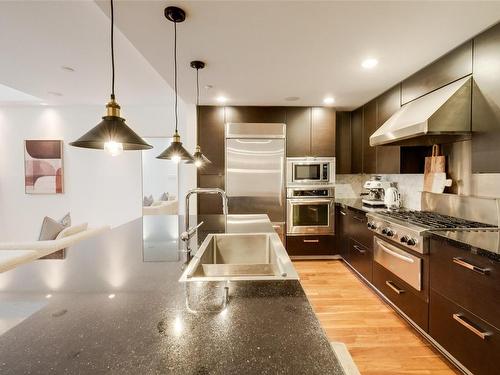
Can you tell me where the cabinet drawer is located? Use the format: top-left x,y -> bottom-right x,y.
346,239 -> 372,282
346,208 -> 373,249
373,262 -> 428,331
286,235 -> 336,256
430,238 -> 500,328
430,290 -> 500,375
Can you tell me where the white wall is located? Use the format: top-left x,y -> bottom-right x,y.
0,101 -> 198,242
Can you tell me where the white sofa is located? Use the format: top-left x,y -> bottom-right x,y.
0,226 -> 109,273
143,200 -> 178,215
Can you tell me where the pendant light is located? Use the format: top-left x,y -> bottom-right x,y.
70,0 -> 152,155
187,60 -> 211,168
157,7 -> 194,163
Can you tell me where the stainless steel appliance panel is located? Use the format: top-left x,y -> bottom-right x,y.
287,198 -> 335,235
374,237 -> 422,291
226,138 -> 285,223
286,157 -> 335,185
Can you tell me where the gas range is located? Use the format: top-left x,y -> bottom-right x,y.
366,210 -> 496,254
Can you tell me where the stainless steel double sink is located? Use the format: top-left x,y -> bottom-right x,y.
179,233 -> 299,282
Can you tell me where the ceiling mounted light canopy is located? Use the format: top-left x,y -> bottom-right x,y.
187,60 -> 212,168
157,6 -> 194,163
70,0 -> 151,156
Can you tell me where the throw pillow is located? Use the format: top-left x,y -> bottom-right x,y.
160,192 -> 169,201
39,213 -> 72,241
143,195 -> 154,207
60,212 -> 71,227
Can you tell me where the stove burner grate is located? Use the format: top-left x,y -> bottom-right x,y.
380,210 -> 496,229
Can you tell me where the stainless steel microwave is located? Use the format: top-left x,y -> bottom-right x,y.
286,157 -> 335,185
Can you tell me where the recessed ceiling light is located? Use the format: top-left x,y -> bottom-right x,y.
61,66 -> 75,72
108,293 -> 116,299
361,58 -> 378,69
216,96 -> 227,103
48,91 -> 63,97
285,96 -> 300,102
323,97 -> 335,105
45,294 -> 52,299
40,102 -> 48,106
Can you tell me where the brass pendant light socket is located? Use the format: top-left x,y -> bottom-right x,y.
106,98 -> 121,117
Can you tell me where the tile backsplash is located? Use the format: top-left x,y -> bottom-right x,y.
335,174 -> 424,210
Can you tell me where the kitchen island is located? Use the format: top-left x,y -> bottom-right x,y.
0,214 -> 344,374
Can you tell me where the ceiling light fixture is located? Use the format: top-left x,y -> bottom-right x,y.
216,96 -> 227,104
285,96 -> 300,102
70,0 -> 152,155
187,60 -> 211,168
361,58 -> 378,69
323,97 -> 335,105
157,6 -> 194,163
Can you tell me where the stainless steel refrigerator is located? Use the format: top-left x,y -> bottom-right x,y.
225,123 -> 286,241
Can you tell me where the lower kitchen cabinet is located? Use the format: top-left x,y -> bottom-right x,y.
373,262 -> 428,331
286,235 -> 336,256
336,206 -> 349,258
345,239 -> 373,282
429,290 -> 500,375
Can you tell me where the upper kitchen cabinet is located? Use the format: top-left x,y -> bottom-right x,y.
351,108 -> 363,174
362,100 -> 377,174
286,107 -> 311,157
285,107 -> 336,157
401,40 -> 473,104
197,106 -> 226,175
472,22 -> 500,173
376,85 -> 401,174
225,106 -> 286,123
311,107 -> 336,157
335,112 -> 351,174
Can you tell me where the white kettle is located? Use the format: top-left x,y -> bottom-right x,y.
384,187 -> 401,209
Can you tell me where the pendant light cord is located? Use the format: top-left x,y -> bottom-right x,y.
110,0 -> 115,100
174,21 -> 179,133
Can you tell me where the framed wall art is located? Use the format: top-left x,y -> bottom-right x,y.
24,140 -> 64,194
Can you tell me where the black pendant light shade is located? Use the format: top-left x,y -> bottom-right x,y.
186,60 -> 212,167
70,0 -> 151,154
157,6 -> 193,162
156,131 -> 194,162
70,100 -> 152,151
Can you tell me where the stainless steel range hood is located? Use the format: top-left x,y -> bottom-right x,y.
370,76 -> 472,146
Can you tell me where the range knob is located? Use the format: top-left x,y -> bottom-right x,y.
381,228 -> 388,235
366,221 -> 377,230
400,236 -> 409,243
386,229 -> 394,237
407,238 -> 416,246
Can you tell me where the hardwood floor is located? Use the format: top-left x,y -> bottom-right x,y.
294,260 -> 459,375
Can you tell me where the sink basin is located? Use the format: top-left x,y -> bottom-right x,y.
179,233 -> 299,282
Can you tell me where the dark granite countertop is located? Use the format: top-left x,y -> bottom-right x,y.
335,198 -> 386,213
0,214 -> 343,374
429,229 -> 500,261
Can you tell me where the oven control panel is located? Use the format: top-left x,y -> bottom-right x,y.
366,216 -> 425,254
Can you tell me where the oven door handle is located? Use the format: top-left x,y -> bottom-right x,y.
378,242 -> 415,264
287,199 -> 334,204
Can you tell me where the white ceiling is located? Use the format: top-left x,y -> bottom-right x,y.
0,83 -> 41,104
97,0 -> 500,109
0,1 -> 172,106
1,1 -> 500,109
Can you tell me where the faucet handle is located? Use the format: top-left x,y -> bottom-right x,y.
181,221 -> 204,241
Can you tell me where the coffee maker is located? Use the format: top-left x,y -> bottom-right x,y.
361,176 -> 391,207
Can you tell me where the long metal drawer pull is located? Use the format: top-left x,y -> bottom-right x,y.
452,314 -> 491,340
353,244 -> 366,254
452,257 -> 490,275
379,243 -> 414,263
352,216 -> 364,222
385,280 -> 405,294
340,211 -> 347,216
303,239 -> 319,243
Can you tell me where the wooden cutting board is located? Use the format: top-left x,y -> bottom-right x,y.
423,145 -> 448,192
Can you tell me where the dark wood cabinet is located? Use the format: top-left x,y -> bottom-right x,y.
197,106 -> 225,175
375,85 -> 401,174
224,106 -> 286,124
285,107 -> 311,157
336,205 -> 349,258
350,108 -> 363,174
285,107 -> 335,157
373,262 -> 429,331
472,22 -> 500,173
346,239 -> 373,282
429,290 -> 500,375
286,235 -> 336,256
311,107 -> 335,157
362,100 -> 377,174
197,174 -> 225,214
335,112 -> 351,174
401,40 -> 473,104
430,237 -> 500,329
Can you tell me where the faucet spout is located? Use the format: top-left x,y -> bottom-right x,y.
183,188 -> 228,261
